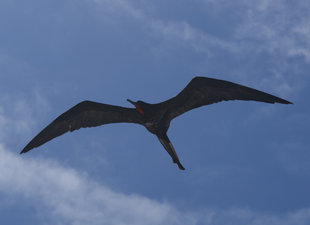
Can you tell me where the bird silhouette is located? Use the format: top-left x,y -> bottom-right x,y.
21,77 -> 292,170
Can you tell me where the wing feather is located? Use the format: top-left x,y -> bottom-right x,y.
159,77 -> 292,120
21,100 -> 142,154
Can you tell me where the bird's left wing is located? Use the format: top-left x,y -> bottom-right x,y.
158,77 -> 292,121
21,100 -> 142,154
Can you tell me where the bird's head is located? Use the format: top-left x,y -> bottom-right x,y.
127,99 -> 146,115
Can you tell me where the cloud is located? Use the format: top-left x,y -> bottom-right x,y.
232,0 -> 310,61
149,20 -> 239,56
0,97 -> 306,224
0,91 -> 308,224
90,0 -> 238,55
0,145 -> 200,225
89,0 -> 308,97
91,0 -> 310,62
0,92 -> 49,144
0,2 -> 308,224
1,145 -> 310,225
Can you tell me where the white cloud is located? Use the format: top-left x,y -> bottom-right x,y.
91,0 -> 145,20
0,90 -> 306,225
1,145 -> 310,225
0,145 -> 200,225
89,0 -> 308,97
92,0 -> 310,62
233,0 -> 310,61
149,20 -> 239,56
0,2 -> 308,224
0,92 -> 308,224
0,93 -> 49,144
91,0 -> 238,56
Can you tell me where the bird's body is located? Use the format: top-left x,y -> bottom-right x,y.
21,77 -> 292,170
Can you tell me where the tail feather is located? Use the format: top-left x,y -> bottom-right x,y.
157,134 -> 185,170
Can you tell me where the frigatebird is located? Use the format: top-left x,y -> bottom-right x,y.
21,77 -> 292,170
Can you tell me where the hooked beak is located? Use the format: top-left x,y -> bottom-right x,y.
127,99 -> 145,115
127,99 -> 135,106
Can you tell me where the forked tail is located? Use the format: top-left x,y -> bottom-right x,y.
157,134 -> 185,170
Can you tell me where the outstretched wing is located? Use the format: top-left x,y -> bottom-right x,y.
21,100 -> 142,154
159,77 -> 292,120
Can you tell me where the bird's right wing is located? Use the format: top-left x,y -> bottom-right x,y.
158,77 -> 292,120
21,100 -> 143,154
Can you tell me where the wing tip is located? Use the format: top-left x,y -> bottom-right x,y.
276,98 -> 293,105
20,145 -> 32,154
20,150 -> 27,154
286,100 -> 293,104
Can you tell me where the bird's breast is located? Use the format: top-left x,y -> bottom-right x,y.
143,119 -> 169,135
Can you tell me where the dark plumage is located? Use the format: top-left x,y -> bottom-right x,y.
21,77 -> 292,170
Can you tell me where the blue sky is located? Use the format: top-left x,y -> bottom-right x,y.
0,0 -> 309,224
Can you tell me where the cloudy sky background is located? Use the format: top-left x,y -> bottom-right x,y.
0,0 -> 309,224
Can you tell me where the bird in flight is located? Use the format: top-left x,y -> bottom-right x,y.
21,77 -> 292,170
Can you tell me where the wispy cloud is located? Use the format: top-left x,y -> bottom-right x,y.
90,0 -> 238,56
0,92 -> 49,144
1,145 -> 310,225
91,0 -> 310,61
232,0 -> 310,61
0,145 -> 200,225
0,1 -> 308,224
0,89 -> 308,224
89,0 -> 308,97
0,94 -> 308,224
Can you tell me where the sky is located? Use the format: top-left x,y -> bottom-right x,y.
0,0 -> 309,224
